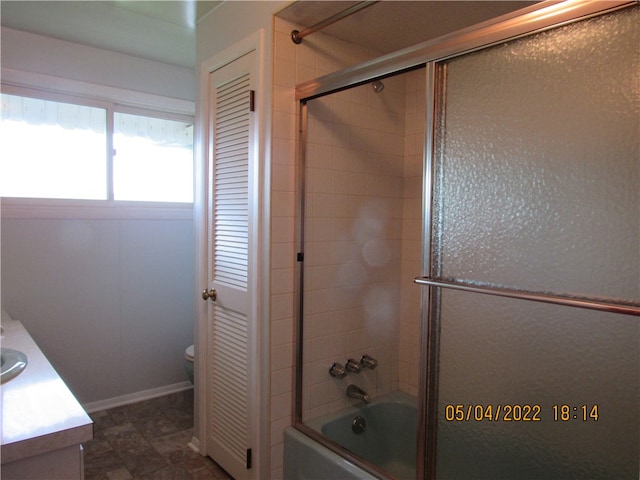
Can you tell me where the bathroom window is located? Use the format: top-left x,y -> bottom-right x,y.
0,92 -> 194,204
113,112 -> 193,203
1,94 -> 108,200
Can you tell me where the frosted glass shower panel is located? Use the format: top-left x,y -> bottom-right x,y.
435,7 -> 640,303
436,288 -> 639,479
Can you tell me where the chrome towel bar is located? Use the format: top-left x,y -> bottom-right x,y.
414,277 -> 640,317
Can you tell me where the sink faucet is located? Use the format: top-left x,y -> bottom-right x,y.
346,384 -> 371,404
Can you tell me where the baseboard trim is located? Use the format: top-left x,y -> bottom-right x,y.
188,436 -> 201,454
83,381 -> 193,413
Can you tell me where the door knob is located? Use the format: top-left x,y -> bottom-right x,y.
202,288 -> 217,301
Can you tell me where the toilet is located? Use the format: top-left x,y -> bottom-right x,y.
184,344 -> 194,384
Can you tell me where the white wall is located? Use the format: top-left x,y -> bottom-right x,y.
1,27 -> 197,407
1,218 -> 195,405
196,2 -> 287,64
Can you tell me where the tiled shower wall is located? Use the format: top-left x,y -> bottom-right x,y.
271,17 -> 424,478
302,77 -> 406,419
301,70 -> 426,421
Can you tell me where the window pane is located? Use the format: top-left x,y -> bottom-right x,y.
113,112 -> 193,203
0,94 -> 107,200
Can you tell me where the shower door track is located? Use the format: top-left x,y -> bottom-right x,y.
295,0 -> 635,101
415,278 -> 640,317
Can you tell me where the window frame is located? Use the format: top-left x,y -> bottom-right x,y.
1,72 -> 195,220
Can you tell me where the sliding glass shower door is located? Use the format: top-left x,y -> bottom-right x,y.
292,3 -> 639,479
297,67 -> 426,479
428,6 -> 639,479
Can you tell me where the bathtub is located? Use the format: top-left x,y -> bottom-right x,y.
284,391 -> 416,479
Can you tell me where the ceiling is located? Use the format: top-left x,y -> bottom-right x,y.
1,1 -> 539,69
0,1 -> 221,69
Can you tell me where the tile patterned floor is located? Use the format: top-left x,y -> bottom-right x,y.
84,389 -> 233,480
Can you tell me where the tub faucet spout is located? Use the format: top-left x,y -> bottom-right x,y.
346,384 -> 371,404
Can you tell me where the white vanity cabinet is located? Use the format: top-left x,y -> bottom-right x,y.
1,314 -> 93,479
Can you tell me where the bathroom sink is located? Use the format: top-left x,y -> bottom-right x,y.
1,347 -> 28,384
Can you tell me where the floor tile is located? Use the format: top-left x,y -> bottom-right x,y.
84,389 -> 233,480
84,450 -> 127,479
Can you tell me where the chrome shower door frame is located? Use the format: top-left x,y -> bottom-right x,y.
293,1 -> 638,479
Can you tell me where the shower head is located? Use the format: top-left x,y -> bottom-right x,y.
372,80 -> 384,93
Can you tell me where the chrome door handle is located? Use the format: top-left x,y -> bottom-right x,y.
202,288 -> 217,301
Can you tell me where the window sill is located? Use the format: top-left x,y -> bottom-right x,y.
0,198 -> 194,220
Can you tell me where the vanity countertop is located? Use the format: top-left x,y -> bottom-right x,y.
1,316 -> 93,464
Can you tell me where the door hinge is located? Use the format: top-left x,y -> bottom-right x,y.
297,252 -> 304,262
249,90 -> 255,112
246,448 -> 252,469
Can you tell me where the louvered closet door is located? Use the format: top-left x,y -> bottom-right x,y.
206,50 -> 256,480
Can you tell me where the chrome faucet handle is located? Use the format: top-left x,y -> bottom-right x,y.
329,362 -> 347,378
345,358 -> 362,373
360,354 -> 378,370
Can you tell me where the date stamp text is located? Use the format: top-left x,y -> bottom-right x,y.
444,404 -> 599,422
